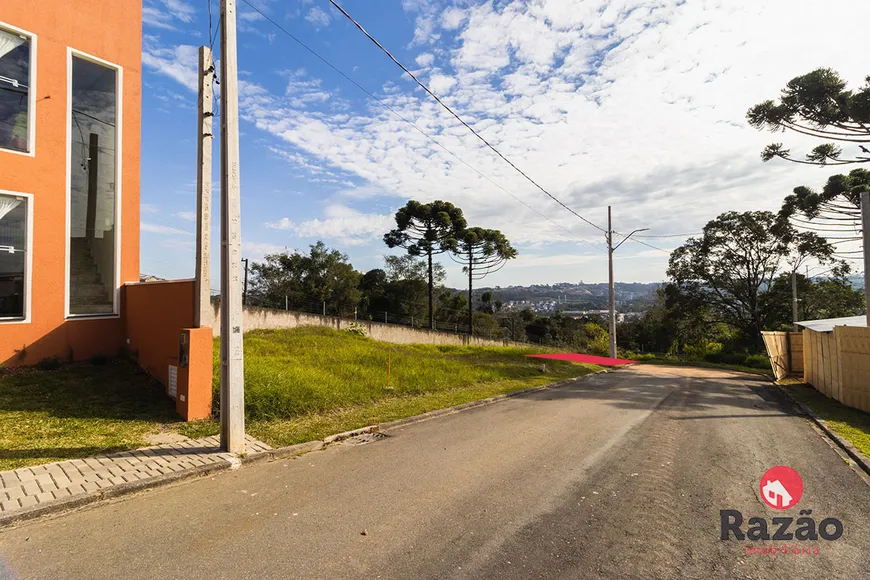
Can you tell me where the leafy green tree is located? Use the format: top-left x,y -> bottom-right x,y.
452,227 -> 516,335
761,273 -> 865,328
747,68 -> 870,166
383,254 -> 446,285
250,241 -> 361,316
435,289 -> 467,328
384,200 -> 467,329
667,211 -> 837,351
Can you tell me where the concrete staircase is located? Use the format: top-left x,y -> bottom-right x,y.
69,238 -> 113,314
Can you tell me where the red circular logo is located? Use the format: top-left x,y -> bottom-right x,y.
760,466 -> 803,510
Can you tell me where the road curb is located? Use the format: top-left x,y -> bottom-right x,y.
771,383 -> 870,478
1,368 -> 611,528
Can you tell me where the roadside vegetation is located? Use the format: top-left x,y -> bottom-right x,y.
0,329 -> 596,470
0,361 -> 179,471
178,327 -> 598,446
779,380 -> 870,459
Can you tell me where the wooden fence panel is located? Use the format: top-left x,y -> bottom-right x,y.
761,331 -> 789,380
835,326 -> 870,413
790,332 -> 803,373
803,329 -> 815,391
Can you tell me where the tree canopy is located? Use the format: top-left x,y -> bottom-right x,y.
667,211 -> 839,350
452,227 -> 517,334
747,68 -> 870,166
384,200 -> 467,329
249,242 -> 361,317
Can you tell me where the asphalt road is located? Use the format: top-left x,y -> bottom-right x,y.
1,365 -> 869,579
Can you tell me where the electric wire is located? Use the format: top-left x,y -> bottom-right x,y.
327,0 -> 608,234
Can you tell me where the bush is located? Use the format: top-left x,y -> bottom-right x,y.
743,354 -> 772,370
634,353 -> 657,361
36,357 -> 64,371
705,352 -> 746,365
683,339 -> 723,361
89,354 -> 108,366
344,323 -> 367,337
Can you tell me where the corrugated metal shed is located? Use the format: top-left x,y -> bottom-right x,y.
796,316 -> 868,333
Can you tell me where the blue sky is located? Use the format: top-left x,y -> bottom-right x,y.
139,0 -> 870,288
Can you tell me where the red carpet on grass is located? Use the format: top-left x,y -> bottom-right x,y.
526,353 -> 635,366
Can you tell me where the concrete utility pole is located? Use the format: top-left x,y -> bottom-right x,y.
607,207 -> 616,359
194,46 -> 213,329
863,191 -> 870,327
219,0 -> 245,454
791,270 -> 800,331
606,206 -> 648,359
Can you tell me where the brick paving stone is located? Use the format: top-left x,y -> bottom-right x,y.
15,469 -> 35,482
0,435 -> 273,518
1,499 -> 21,512
52,475 -> 72,488
19,495 -> 37,508
35,492 -> 54,504
0,472 -> 21,487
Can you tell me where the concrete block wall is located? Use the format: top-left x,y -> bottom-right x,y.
210,303 -> 524,348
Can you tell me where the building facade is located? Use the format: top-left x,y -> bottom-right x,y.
1,1 -> 142,364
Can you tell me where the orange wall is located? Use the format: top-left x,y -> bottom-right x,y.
125,281 -> 196,386
0,1 -> 142,364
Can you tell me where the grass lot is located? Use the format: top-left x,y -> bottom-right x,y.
177,327 -> 598,447
0,361 -> 179,471
1,328 -> 596,468
778,380 -> 870,459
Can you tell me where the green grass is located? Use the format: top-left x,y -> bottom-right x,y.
637,357 -> 775,377
0,361 -> 180,471
176,327 -> 598,446
1,328 -> 596,469
779,381 -> 870,458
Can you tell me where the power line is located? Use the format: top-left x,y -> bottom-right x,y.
327,0 -> 607,234
239,0 -> 608,254
634,232 -> 701,238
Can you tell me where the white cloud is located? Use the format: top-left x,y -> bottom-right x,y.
143,0 -> 196,30
267,205 -> 392,246
145,0 -> 870,282
428,73 -> 456,94
415,53 -> 435,68
142,44 -> 199,91
440,7 -> 466,30
142,223 -> 193,236
244,241 -> 289,261
176,211 -> 197,221
305,6 -> 331,28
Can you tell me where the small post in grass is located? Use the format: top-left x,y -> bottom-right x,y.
387,346 -> 392,388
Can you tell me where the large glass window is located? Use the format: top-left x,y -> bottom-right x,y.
0,194 -> 27,319
0,26 -> 31,153
68,55 -> 117,316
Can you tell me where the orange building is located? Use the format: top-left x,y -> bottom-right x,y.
0,2 -> 211,419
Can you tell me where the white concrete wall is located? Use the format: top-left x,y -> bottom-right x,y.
210,303 -> 522,348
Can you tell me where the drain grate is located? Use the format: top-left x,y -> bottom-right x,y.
344,431 -> 390,446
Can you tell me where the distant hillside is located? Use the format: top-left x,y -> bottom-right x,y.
451,282 -> 661,312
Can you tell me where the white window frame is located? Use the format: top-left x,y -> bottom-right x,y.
0,20 -> 37,158
65,48 -> 123,320
0,190 -> 33,324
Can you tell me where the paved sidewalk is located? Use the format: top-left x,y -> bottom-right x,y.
0,435 -> 271,518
